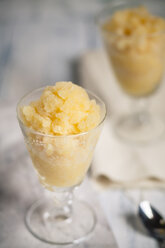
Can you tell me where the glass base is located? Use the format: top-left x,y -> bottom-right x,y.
25,198 -> 97,245
115,113 -> 165,144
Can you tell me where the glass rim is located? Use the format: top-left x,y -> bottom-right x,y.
95,0 -> 165,38
16,86 -> 107,138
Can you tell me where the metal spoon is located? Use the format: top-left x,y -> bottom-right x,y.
139,201 -> 165,247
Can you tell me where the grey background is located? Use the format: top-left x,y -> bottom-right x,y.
0,0 -> 108,102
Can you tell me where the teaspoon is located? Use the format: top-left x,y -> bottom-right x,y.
139,201 -> 165,247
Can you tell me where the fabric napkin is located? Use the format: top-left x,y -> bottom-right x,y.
79,50 -> 165,188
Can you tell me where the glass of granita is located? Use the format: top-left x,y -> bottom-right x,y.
97,0 -> 165,143
17,82 -> 106,245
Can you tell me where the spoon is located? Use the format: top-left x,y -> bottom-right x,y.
139,201 -> 165,247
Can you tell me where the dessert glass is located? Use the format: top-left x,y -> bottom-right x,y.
97,0 -> 165,143
17,87 -> 106,245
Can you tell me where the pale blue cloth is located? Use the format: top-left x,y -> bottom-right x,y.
99,189 -> 164,248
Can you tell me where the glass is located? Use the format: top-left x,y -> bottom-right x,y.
17,87 -> 106,245
97,0 -> 165,143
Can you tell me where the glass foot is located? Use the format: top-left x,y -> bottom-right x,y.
25,199 -> 96,245
115,113 -> 165,144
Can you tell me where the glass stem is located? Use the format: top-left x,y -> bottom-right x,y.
45,188 -> 74,221
130,98 -> 150,126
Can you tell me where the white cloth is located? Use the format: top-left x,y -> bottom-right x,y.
79,50 -> 165,188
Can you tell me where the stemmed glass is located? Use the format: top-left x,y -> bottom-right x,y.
17,87 -> 106,245
97,0 -> 165,143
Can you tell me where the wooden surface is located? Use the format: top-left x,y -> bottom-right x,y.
0,1 -> 164,248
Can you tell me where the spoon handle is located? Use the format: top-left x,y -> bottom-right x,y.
159,241 -> 165,248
